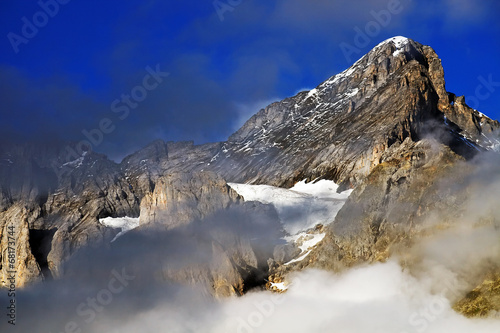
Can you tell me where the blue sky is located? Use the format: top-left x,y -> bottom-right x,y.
1,0 -> 499,160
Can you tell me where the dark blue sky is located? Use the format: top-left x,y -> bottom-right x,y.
1,0 -> 499,160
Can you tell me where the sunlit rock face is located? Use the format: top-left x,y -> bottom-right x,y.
209,37 -> 499,188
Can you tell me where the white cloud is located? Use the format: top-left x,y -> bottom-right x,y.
92,261 -> 500,333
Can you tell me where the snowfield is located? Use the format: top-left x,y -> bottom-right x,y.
229,179 -> 352,235
229,179 -> 353,264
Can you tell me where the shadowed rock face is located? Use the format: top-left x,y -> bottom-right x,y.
135,171 -> 284,296
0,143 -> 138,282
1,37 -> 499,298
0,139 -> 222,283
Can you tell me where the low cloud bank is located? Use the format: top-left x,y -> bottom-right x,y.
71,261 -> 499,333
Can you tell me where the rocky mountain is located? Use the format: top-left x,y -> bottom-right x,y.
1,37 -> 499,311
210,37 -> 500,188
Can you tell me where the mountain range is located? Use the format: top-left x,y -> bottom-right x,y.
1,37 -> 500,328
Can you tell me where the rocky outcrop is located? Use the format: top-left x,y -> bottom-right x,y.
139,171 -> 240,228
446,94 -> 500,144
307,139 -> 466,269
266,138 -> 461,279
268,137 -> 500,306
0,143 -> 138,281
119,140 -> 222,199
454,273 -> 500,318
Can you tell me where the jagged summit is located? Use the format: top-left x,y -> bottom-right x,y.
273,37 -> 414,111
313,36 -> 415,91
301,36 -> 421,112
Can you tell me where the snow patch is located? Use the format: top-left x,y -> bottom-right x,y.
63,157 -> 84,168
290,179 -> 352,199
377,36 -> 410,49
282,232 -> 327,265
306,88 -> 318,99
284,250 -> 312,265
393,48 -> 406,57
62,151 -> 87,168
286,232 -> 326,253
99,216 -> 140,242
269,281 -> 288,291
229,179 -> 353,264
481,133 -> 500,152
374,36 -> 410,57
345,87 -> 359,98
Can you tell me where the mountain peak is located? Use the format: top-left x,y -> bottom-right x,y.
376,36 -> 412,48
213,37 -> 500,187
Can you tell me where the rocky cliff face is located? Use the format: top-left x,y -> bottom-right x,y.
209,37 -> 499,188
0,204 -> 43,287
0,140 -> 220,284
0,143 -> 137,282
139,171 -> 283,296
139,171 -> 240,228
1,37 -> 499,303
123,171 -> 283,297
275,138 -> 464,269
148,200 -> 283,297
